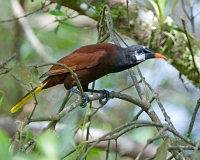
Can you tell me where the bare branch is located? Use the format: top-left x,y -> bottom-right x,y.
0,2 -> 51,23
181,16 -> 200,80
0,53 -> 16,68
187,98 -> 200,138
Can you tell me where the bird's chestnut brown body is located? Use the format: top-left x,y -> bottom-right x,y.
42,43 -> 131,91
11,43 -> 166,113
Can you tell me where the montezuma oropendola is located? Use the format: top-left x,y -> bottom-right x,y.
11,43 -> 166,113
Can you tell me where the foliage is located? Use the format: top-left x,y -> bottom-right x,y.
0,90 -> 5,110
140,0 -> 200,86
0,129 -> 60,160
155,142 -> 167,160
0,130 -> 10,160
0,0 -> 200,160
11,63 -> 41,87
148,0 -> 179,29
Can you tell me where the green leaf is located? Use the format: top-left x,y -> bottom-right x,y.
84,122 -> 91,129
0,91 -> 5,110
148,0 -> 169,28
23,128 -> 33,147
0,130 -> 11,160
11,63 -> 42,87
48,9 -> 65,16
59,22 -> 70,30
155,141 -> 167,160
78,122 -> 91,130
156,0 -> 168,18
54,24 -> 60,35
36,131 -> 59,159
169,0 -> 179,15
148,0 -> 159,18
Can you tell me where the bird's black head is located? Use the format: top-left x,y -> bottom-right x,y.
127,45 -> 166,64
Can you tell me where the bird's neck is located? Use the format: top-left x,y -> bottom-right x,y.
110,47 -> 136,73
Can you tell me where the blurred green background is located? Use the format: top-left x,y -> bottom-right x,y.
0,0 -> 200,159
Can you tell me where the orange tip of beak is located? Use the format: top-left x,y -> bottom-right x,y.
155,53 -> 166,59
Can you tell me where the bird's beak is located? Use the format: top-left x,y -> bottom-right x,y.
143,47 -> 166,60
154,53 -> 166,59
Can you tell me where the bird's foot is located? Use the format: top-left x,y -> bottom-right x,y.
70,88 -> 90,108
70,88 -> 110,107
80,92 -> 90,108
87,89 -> 110,105
98,89 -> 109,105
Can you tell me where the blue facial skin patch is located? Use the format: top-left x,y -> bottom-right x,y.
135,53 -> 145,63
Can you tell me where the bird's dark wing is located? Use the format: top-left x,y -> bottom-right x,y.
41,49 -> 107,78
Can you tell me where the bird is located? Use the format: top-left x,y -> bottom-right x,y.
10,43 -> 166,113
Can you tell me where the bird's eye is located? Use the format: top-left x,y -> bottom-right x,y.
137,49 -> 142,54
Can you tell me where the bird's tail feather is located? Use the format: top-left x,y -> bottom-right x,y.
10,81 -> 48,113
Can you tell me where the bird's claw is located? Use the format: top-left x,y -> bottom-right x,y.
99,89 -> 109,105
70,88 -> 109,107
70,88 -> 89,108
80,93 -> 90,108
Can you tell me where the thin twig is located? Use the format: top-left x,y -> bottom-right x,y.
179,73 -> 189,91
28,84 -> 38,119
181,0 -> 195,32
135,125 -> 168,160
130,68 -> 184,158
105,140 -> 111,160
128,68 -> 145,100
132,109 -> 143,121
103,5 -> 120,45
126,0 -> 130,28
79,121 -> 196,160
34,62 -> 85,100
0,53 -> 17,68
181,16 -> 200,81
187,98 -> 200,138
114,139 -> 118,160
137,66 -> 149,100
0,2 -> 51,23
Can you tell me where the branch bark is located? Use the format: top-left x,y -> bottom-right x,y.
0,117 -> 156,159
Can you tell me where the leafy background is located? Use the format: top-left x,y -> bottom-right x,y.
0,0 -> 200,159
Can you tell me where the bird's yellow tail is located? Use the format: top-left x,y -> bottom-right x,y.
10,82 -> 48,113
